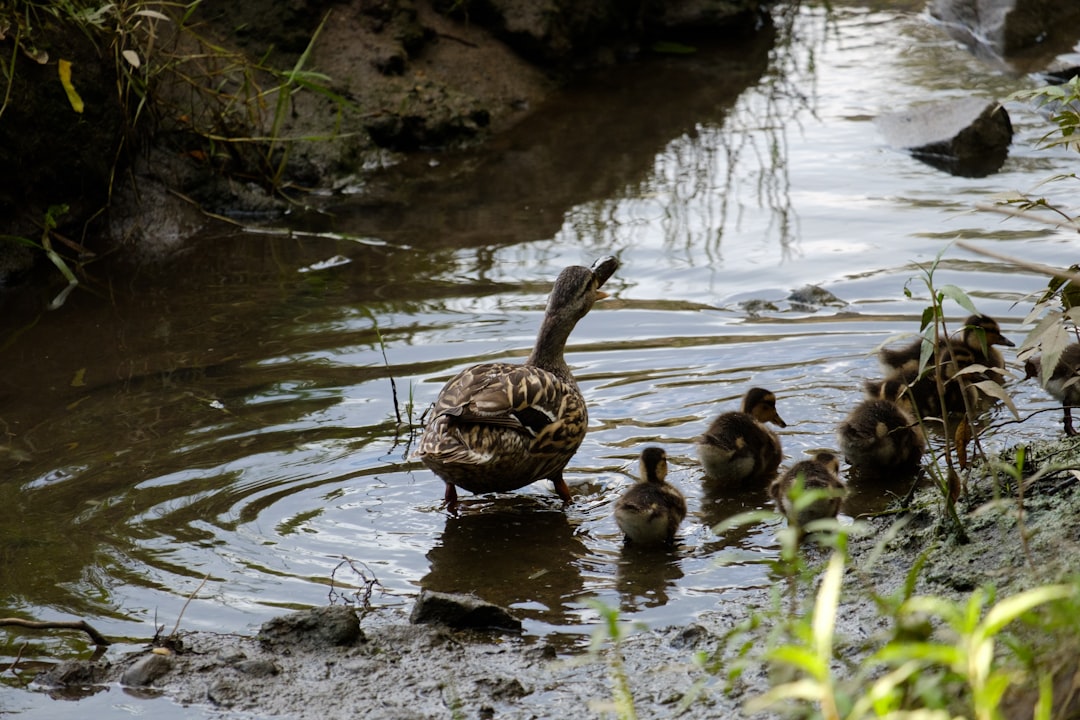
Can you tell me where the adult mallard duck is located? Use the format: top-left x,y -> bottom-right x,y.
1024,343 -> 1080,436
837,398 -> 924,478
769,451 -> 844,528
417,256 -> 619,509
696,387 -> 786,487
614,447 -> 687,547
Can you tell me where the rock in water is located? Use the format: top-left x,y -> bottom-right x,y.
410,590 -> 523,633
876,97 -> 1012,177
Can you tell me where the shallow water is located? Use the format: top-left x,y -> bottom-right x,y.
3,1 -> 1080,714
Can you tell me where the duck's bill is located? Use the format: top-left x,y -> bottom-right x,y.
591,256 -> 619,287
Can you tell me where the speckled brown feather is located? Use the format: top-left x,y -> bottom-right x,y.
417,362 -> 587,494
416,257 -> 618,505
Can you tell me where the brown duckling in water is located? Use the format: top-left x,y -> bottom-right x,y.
878,314 -> 1014,383
614,447 -> 687,547
874,314 -> 1014,421
417,257 -> 619,510
837,398 -> 925,478
696,387 -> 786,487
769,452 -> 844,528
1024,343 -> 1080,436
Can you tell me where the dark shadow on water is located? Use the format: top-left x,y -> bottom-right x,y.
420,497 -> 587,627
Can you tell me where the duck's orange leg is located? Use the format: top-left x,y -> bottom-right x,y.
442,482 -> 459,513
551,473 -> 573,505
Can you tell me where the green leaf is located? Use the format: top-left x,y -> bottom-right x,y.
978,584 -> 1074,638
939,284 -> 979,315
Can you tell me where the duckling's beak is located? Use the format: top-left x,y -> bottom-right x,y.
595,289 -> 609,300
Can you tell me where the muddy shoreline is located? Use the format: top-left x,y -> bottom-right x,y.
30,437 -> 1080,718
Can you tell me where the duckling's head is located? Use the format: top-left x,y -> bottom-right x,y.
960,315 -> 1014,351
811,451 -> 841,477
639,446 -> 668,484
742,387 -> 787,428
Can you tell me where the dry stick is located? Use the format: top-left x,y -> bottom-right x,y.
0,618 -> 112,647
168,573 -> 211,640
956,239 -> 1080,283
6,641 -> 28,678
973,202 -> 1080,233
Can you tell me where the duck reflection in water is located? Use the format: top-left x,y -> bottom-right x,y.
698,480 -> 775,555
420,497 -> 587,626
614,541 -> 685,613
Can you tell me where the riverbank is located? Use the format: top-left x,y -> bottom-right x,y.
31,436 -> 1080,719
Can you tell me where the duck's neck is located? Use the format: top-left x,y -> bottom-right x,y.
526,313 -> 575,382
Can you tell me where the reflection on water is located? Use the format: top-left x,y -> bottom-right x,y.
2,3 -> 1079,710
420,500 -> 587,627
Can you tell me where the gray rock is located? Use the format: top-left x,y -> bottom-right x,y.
120,652 -> 172,687
928,0 -> 1080,69
257,605 -> 363,652
410,590 -> 523,633
876,97 -> 1013,177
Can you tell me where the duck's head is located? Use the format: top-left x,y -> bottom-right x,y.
961,315 -> 1014,352
639,446 -> 668,484
742,387 -> 787,428
546,256 -> 619,324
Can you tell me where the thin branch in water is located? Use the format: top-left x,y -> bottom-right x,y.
972,202 -> 1080,233
956,239 -> 1080,289
167,572 -> 211,642
5,641 -> 28,682
329,556 -> 384,615
0,618 -> 111,646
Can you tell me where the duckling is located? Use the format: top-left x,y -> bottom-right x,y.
769,452 -> 844,528
614,447 -> 687,547
696,387 -> 786,487
837,398 -> 925,477
1024,343 -> 1080,435
876,314 -> 1014,420
879,314 -> 1014,384
417,256 -> 619,509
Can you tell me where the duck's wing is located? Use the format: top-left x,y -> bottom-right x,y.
431,362 -> 582,441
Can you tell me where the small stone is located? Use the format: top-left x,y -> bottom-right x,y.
120,652 -> 172,687
207,679 -> 242,707
233,658 -> 280,677
410,590 -> 523,633
258,605 -> 363,652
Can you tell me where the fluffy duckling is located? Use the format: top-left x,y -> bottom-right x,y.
879,314 -> 1014,384
837,398 -> 925,477
697,388 -> 786,487
769,452 -> 844,528
875,314 -> 1014,420
1024,343 -> 1080,435
417,257 -> 618,509
614,447 -> 687,547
